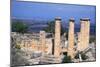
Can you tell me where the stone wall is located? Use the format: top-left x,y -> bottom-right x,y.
11,32 -> 53,54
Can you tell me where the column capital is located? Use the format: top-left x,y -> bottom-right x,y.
80,18 -> 90,21
69,18 -> 75,22
55,17 -> 61,21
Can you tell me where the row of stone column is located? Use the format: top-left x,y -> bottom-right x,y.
39,17 -> 90,59
54,17 -> 90,59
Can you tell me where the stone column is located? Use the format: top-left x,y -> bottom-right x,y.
68,18 -> 75,59
77,32 -> 81,50
40,31 -> 46,54
54,17 -> 61,57
77,18 -> 90,51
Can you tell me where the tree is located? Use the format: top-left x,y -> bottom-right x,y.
44,20 -> 65,35
12,21 -> 28,33
44,21 -> 55,34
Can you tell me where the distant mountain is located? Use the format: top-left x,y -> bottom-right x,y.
11,18 -> 48,32
11,18 -> 96,35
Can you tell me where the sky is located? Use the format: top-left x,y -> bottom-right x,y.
11,0 -> 96,24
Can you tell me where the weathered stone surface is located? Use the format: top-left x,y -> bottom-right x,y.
77,19 -> 90,51
54,17 -> 61,57
68,18 -> 75,59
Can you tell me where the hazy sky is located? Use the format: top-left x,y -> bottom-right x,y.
11,0 -> 96,23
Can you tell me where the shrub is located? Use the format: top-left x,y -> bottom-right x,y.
62,52 -> 72,63
12,21 -> 28,33
62,55 -> 72,63
75,52 -> 88,60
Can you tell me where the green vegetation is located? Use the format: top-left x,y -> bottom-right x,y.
75,52 -> 88,60
44,20 -> 65,35
62,52 -> 72,63
81,54 -> 88,60
12,21 -> 28,33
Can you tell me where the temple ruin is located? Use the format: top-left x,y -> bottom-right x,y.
11,17 -> 94,65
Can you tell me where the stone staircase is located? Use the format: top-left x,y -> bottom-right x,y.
39,54 -> 62,64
